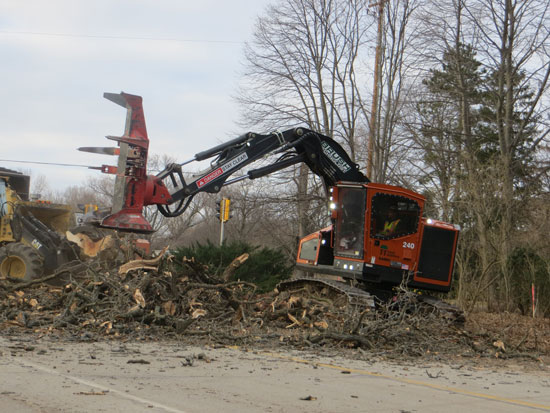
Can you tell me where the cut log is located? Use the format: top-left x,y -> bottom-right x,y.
222,253 -> 249,281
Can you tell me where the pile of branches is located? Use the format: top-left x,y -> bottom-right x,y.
0,253 -> 267,342
0,252 -> 537,361
271,282 -> 467,357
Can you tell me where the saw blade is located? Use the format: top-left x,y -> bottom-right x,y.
78,147 -> 120,156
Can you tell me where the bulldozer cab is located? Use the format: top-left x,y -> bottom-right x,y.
1,169 -> 31,244
0,167 -> 30,201
1,169 -> 74,242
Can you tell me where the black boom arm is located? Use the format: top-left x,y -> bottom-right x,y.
154,128 -> 369,217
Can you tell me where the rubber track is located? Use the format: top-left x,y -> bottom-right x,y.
278,278 -> 464,322
277,278 -> 375,310
416,294 -> 466,323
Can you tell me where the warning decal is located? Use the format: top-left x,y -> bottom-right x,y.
197,153 -> 249,188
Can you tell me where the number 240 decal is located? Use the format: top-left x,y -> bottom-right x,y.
403,242 -> 415,249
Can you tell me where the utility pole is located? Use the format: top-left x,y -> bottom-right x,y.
367,0 -> 386,179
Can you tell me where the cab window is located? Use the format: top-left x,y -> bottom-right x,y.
334,187 -> 366,258
371,193 -> 420,239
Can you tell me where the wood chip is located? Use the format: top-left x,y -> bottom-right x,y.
133,289 -> 146,308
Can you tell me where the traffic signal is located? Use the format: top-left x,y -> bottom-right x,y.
219,198 -> 231,222
223,198 -> 230,222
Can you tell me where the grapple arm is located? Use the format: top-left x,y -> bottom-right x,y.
80,92 -> 172,232
83,92 -> 368,233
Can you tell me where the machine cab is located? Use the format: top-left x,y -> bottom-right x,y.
297,182 -> 458,292
333,182 -> 423,268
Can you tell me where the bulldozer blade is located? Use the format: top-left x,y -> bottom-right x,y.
78,147 -> 120,156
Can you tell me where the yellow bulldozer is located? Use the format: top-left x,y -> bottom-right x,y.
0,167 -> 77,281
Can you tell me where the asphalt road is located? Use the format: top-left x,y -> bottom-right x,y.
1,335 -> 549,412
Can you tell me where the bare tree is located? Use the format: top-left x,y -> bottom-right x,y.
405,1 -> 498,309
237,0 -> 374,239
406,0 -> 550,310
370,0 -> 420,184
464,0 -> 550,305
239,0 -> 372,145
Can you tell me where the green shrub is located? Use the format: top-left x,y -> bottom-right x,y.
173,240 -> 293,292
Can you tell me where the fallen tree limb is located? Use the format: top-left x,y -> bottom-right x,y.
222,253 -> 249,281
118,246 -> 169,276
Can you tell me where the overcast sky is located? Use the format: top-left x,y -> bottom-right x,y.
0,0 -> 272,193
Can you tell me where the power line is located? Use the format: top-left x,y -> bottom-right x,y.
0,159 -> 95,169
0,30 -> 243,45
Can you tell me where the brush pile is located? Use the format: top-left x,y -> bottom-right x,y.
0,251 -> 547,364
